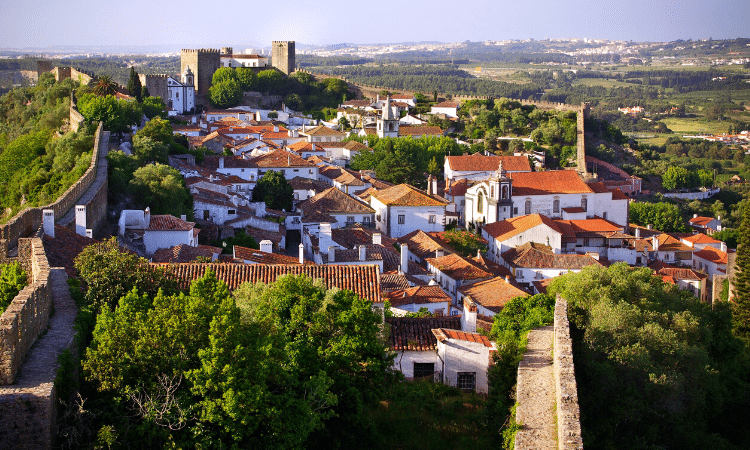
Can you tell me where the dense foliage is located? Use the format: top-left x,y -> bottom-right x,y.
0,262 -> 28,314
629,201 -> 688,232
441,229 -> 487,257
251,170 -> 294,212
732,206 -> 750,339
78,269 -> 393,449
549,263 -> 750,450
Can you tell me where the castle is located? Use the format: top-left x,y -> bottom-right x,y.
181,41 -> 296,98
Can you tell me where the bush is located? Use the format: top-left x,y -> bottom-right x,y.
0,262 -> 28,313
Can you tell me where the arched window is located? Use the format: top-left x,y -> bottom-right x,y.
477,191 -> 484,213
581,196 -> 587,212
553,197 -> 560,214
525,198 -> 531,215
490,185 -> 495,198
502,185 -> 508,199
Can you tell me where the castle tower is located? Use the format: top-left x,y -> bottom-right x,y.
181,48 -> 221,98
221,47 -> 233,56
576,102 -> 591,178
271,41 -> 295,75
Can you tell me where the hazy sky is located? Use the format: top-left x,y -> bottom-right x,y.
2,0 -> 748,50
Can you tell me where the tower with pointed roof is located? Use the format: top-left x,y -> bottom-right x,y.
377,97 -> 399,138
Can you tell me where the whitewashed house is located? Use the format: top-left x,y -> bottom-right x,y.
500,242 -> 603,289
425,253 -> 494,304
119,208 -> 198,255
370,184 -> 448,239
433,328 -> 497,394
430,101 -> 460,118
385,316 -> 462,380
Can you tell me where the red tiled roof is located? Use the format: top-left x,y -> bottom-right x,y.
611,189 -> 629,200
371,184 -> 447,207
648,260 -> 706,281
152,244 -> 219,263
397,230 -> 454,260
562,207 -> 586,213
483,214 -> 563,241
149,215 -> 195,231
387,285 -> 451,307
425,253 -> 493,281
386,316 -> 462,351
249,148 -> 315,168
433,102 -> 459,108
445,154 -> 531,173
159,263 -> 381,302
459,277 -> 528,313
380,273 -> 411,293
502,242 -> 603,270
693,246 -> 728,265
42,225 -> 98,277
298,187 -> 375,217
510,171 -> 592,195
432,328 -> 493,347
233,245 -> 303,265
682,233 -> 721,245
398,126 -> 443,137
301,125 -> 346,137
689,216 -> 717,227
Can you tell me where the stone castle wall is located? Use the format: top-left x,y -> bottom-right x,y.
553,295 -> 584,449
0,123 -> 105,250
181,49 -> 220,98
0,238 -> 51,385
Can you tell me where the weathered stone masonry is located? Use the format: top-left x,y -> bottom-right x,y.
553,295 -> 584,450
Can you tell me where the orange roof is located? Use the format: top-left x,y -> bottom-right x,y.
501,242 -> 603,270
425,253 -> 493,281
159,263 -> 381,302
611,189 -> 629,200
510,171 -> 592,195
397,230 -> 454,260
371,184 -> 447,207
693,247 -> 728,265
432,328 -> 493,348
433,102 -> 460,108
148,215 -> 195,231
298,187 -> 375,216
445,154 -> 531,173
459,277 -> 528,313
682,233 -> 721,245
387,285 -> 451,307
398,126 -> 443,136
249,148 -> 315,168
301,125 -> 346,137
689,216 -> 717,227
648,234 -> 693,252
233,245 -> 303,265
386,317 -> 462,351
483,214 -> 563,241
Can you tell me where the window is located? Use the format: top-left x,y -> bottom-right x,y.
398,215 -> 405,224
553,197 -> 560,214
363,216 -> 371,224
513,207 -> 518,215
502,185 -> 508,199
603,211 -> 607,219
490,185 -> 495,198
347,216 -> 355,224
457,372 -> 476,391
376,214 -> 381,222
581,196 -> 587,212
203,210 -> 210,220
525,198 -> 531,215
428,215 -> 436,224
413,363 -> 435,379
477,191 -> 484,213
460,200 -> 465,206
228,209 -> 236,215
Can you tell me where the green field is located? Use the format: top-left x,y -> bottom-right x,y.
627,133 -> 671,146
661,117 -> 732,135
572,77 -> 636,88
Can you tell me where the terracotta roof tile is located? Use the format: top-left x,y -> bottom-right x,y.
459,277 -> 528,313
42,225 -> 98,277
297,187 -> 375,217
371,184 -> 447,207
386,285 -> 451,307
380,273 -> 411,293
152,244 -> 219,263
397,126 -> 443,137
682,233 -> 721,245
693,246 -> 728,265
301,125 -> 346,137
149,215 -> 195,231
445,154 -> 531,173
483,214 -> 564,241
425,253 -> 493,281
160,263 -> 381,302
689,216 -> 718,227
432,328 -> 493,347
502,242 -> 603,270
510,171 -> 593,195
249,148 -> 315,168
397,230 -> 454,260
233,245 -> 304,264
386,316 -> 462,351
648,260 -> 706,281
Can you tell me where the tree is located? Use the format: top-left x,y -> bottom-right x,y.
442,229 -> 486,257
77,94 -> 140,138
0,262 -> 27,313
135,117 -> 174,148
129,163 -> 192,217
131,135 -> 169,165
629,201 -> 688,232
127,68 -> 142,102
252,170 -> 293,211
93,75 -> 118,97
208,79 -> 242,109
75,237 -> 177,312
141,96 -> 166,119
236,68 -> 257,91
427,156 -> 440,175
732,206 -> 750,338
211,67 -> 237,86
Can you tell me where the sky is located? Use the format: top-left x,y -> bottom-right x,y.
1,0 -> 748,50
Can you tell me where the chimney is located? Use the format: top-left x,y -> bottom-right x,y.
260,240 -> 273,253
431,176 -> 438,196
328,245 -> 336,263
400,243 -> 408,274
477,249 -> 482,259
427,175 -> 434,195
75,205 -> 86,237
144,207 -> 151,228
181,214 -> 187,221
219,157 -> 224,169
359,245 -> 367,261
635,227 -> 641,238
721,242 -> 727,253
505,275 -> 510,283
693,213 -> 699,218
372,232 -> 382,245
274,125 -> 279,133
42,209 -> 54,238
647,224 -> 652,230
462,297 -> 477,333
299,243 -> 305,264
312,143 -> 316,151
653,236 -> 660,252
288,155 -> 291,166
86,229 -> 93,239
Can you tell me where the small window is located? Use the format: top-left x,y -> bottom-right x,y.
376,214 -> 381,222
525,198 -> 531,215
398,215 -> 405,224
513,207 -> 518,215
457,372 -> 476,391
553,197 -> 560,214
413,363 -> 435,379
363,216 -> 371,224
581,196 -> 587,212
347,216 -> 355,224
228,210 -> 236,215
428,215 -> 436,224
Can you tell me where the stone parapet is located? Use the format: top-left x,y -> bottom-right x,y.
0,238 -> 51,385
553,295 -> 584,449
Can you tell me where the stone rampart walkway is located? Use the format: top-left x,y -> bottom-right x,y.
515,325 -> 556,450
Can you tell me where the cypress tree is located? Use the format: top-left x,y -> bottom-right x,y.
127,67 -> 143,102
732,206 -> 750,338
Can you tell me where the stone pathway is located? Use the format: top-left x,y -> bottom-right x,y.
58,130 -> 109,228
514,325 -> 556,450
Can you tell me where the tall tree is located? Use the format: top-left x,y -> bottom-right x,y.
127,67 -> 143,102
252,170 -> 293,212
732,206 -> 750,338
93,75 -> 118,97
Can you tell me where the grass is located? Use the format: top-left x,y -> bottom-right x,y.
571,78 -> 635,88
660,117 -> 732,135
368,379 -> 497,450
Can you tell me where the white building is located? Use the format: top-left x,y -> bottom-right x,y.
385,316 -> 463,380
433,328 -> 497,394
430,101 -> 460,118
118,208 -> 198,255
370,184 -> 448,238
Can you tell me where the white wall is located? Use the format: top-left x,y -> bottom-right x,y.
437,339 -> 493,394
371,198 -> 445,238
144,229 -> 195,255
393,350 -> 440,379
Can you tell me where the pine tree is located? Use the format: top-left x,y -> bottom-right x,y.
732,205 -> 750,338
127,67 -> 143,102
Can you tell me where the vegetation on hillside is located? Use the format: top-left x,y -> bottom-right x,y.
0,262 -> 27,314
